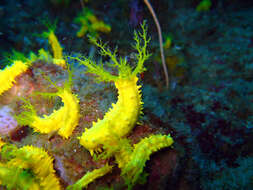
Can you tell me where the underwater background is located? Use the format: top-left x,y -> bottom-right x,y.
0,0 -> 252,189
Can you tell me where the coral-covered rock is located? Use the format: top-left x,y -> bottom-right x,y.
0,106 -> 18,136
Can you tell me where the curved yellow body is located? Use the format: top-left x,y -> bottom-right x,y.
48,31 -> 63,59
18,88 -> 80,139
0,61 -> 28,95
79,76 -> 143,153
78,22 -> 149,157
121,134 -> 174,186
43,29 -> 66,68
8,145 -> 61,190
0,144 -> 61,190
66,164 -> 113,190
32,89 -> 79,138
62,23 -> 173,188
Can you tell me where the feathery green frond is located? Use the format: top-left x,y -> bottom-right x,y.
2,50 -> 36,67
88,36 -> 120,66
72,22 -> 150,83
14,98 -> 37,126
132,21 -> 151,76
75,56 -> 118,82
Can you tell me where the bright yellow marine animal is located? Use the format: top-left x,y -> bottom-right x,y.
0,142 -> 61,190
76,22 -> 150,156
42,25 -> 66,68
16,66 -> 80,138
66,164 -> 113,190
69,22 -> 174,190
0,60 -> 29,96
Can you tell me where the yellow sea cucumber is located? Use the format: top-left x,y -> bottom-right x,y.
0,60 -> 29,96
66,164 -> 113,190
16,66 -> 80,138
42,25 -> 66,68
79,76 -> 143,155
71,23 -> 174,189
121,134 -> 174,187
0,144 -> 61,190
76,22 -> 150,155
98,134 -> 174,188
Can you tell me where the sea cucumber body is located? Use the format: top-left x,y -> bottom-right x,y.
79,76 -> 143,152
48,31 -> 63,59
0,61 -> 28,95
7,145 -> 61,189
122,134 -> 174,185
66,164 -> 113,190
30,89 -> 80,138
